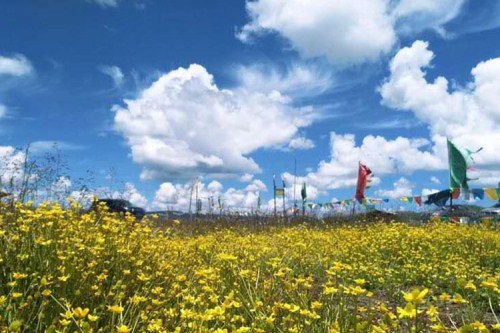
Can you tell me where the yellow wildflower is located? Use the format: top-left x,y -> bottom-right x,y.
108,305 -> 124,314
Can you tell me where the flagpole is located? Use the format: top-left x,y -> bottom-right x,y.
293,158 -> 297,216
447,139 -> 453,211
188,178 -> 195,220
282,178 -> 286,218
273,174 -> 277,217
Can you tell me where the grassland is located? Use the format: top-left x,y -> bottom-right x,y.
0,202 -> 499,332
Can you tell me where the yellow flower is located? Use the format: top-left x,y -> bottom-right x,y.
372,325 -> 386,333
451,294 -> 468,304
323,287 -> 338,295
311,301 -> 323,309
397,303 -> 421,319
13,272 -> 28,280
88,314 -> 99,322
354,278 -> 366,285
403,288 -> 428,304
72,307 -> 90,319
12,292 -> 23,299
59,319 -> 71,326
430,323 -> 448,332
481,279 -> 498,290
58,275 -> 70,282
41,289 -> 52,297
426,305 -> 439,318
464,321 -> 489,332
108,305 -> 124,314
116,325 -> 130,333
464,280 -> 477,291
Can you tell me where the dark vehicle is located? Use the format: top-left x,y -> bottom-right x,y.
91,199 -> 145,220
431,204 -> 482,223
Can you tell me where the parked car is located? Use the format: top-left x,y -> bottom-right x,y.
430,204 -> 482,223
90,199 -> 145,220
481,203 -> 500,216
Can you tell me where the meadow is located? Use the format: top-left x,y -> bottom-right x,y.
0,202 -> 499,332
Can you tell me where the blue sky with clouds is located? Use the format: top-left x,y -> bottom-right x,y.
1,0 -> 500,211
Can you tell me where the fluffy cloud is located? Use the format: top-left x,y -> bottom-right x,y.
375,177 -> 414,199
0,54 -> 33,77
281,172 -> 321,201
238,0 -> 395,65
0,53 -> 33,118
238,0 -> 467,66
0,146 -> 26,190
118,183 -> 148,207
114,64 -> 313,181
152,178 -> 267,212
287,137 -> 315,150
99,65 -> 125,87
300,39 -> 500,193
380,40 -> 500,185
297,132 -> 443,194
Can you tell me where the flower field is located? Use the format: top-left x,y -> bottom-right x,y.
0,203 -> 499,332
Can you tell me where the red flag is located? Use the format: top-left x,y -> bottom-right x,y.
355,162 -> 372,200
451,188 -> 460,199
414,196 -> 422,206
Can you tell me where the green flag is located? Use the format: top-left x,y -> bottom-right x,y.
301,182 -> 307,202
447,138 -> 469,190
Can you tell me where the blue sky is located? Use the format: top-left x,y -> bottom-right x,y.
1,0 -> 500,211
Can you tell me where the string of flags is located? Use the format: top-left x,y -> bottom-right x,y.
277,138 -> 496,213
304,187 -> 500,210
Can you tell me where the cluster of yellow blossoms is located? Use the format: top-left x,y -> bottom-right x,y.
0,202 -> 498,332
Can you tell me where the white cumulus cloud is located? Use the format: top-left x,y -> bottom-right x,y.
297,132 -> 443,194
288,137 -> 315,150
238,0 -> 468,66
0,54 -> 33,77
379,40 -> 500,186
375,177 -> 414,199
114,64 -> 313,181
152,178 -> 267,212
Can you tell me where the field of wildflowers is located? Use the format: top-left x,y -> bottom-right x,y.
0,202 -> 499,332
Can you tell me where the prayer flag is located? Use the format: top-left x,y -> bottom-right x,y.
485,188 -> 499,200
425,189 -> 451,206
471,189 -> 484,200
355,162 -> 373,200
447,139 -> 469,190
